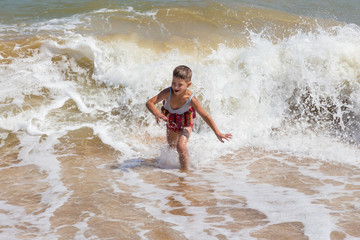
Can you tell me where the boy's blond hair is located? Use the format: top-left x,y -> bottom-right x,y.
173,65 -> 192,82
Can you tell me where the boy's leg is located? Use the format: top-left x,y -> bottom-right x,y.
176,127 -> 192,170
166,128 -> 179,148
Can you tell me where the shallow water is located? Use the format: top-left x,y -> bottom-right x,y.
1,130 -> 360,239
1,0 -> 360,239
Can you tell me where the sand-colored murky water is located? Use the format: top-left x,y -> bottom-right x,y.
1,128 -> 359,239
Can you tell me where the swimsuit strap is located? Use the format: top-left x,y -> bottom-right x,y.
187,94 -> 194,104
164,87 -> 194,114
168,86 -> 194,103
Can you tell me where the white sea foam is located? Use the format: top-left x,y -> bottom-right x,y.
0,133 -> 70,239
1,21 -> 360,166
0,200 -> 27,239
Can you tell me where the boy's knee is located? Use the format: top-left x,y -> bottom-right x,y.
176,142 -> 187,155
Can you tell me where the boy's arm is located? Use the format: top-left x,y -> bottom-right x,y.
191,96 -> 232,143
146,88 -> 170,123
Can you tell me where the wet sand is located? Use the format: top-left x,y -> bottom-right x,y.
0,129 -> 359,239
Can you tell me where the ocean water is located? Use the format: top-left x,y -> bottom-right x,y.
1,0 -> 360,239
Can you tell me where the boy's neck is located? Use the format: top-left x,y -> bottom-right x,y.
172,89 -> 188,99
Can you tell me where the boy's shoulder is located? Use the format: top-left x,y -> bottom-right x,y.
186,89 -> 196,103
159,87 -> 171,98
160,87 -> 170,93
186,89 -> 193,95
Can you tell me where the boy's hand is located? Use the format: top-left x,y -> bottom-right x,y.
155,113 -> 167,124
216,133 -> 232,143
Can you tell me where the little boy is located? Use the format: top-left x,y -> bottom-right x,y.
146,65 -> 232,170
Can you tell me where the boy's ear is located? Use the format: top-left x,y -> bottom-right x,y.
187,81 -> 192,87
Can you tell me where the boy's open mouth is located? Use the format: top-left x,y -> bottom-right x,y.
174,90 -> 180,93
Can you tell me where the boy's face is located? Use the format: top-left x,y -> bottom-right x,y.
171,77 -> 191,95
